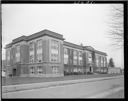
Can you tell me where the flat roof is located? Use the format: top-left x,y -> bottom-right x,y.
26,29 -> 65,41
5,43 -> 12,49
64,41 -> 83,50
12,36 -> 27,44
5,29 -> 107,56
64,42 -> 107,56
6,29 -> 65,47
94,50 -> 107,56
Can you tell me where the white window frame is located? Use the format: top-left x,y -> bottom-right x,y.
104,57 -> 106,67
6,49 -> 11,65
88,52 -> 92,63
78,51 -> 82,65
96,55 -> 99,67
15,45 -> 20,62
52,66 -> 59,74
73,50 -> 77,65
36,40 -> 43,63
37,66 -> 43,74
101,57 -> 104,67
29,42 -> 34,63
64,48 -> 68,64
51,40 -> 59,63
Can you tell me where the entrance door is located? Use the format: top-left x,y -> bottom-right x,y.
89,66 -> 91,73
13,69 -> 16,76
89,66 -> 93,73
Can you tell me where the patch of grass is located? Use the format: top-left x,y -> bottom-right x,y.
2,74 -> 122,86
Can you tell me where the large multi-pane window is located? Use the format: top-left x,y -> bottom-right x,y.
36,40 -> 42,63
101,56 -> 104,67
73,50 -> 77,65
37,66 -> 43,74
52,66 -> 59,74
37,39 -> 42,49
88,52 -> 92,63
6,49 -> 10,65
73,68 -> 78,73
51,40 -> 59,62
99,56 -> 101,67
104,57 -> 106,67
69,49 -> 72,64
29,42 -> 34,63
96,54 -> 99,67
78,51 -> 82,65
15,45 -> 20,62
64,48 -> 68,64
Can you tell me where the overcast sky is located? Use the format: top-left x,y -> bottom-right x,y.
2,4 -> 124,68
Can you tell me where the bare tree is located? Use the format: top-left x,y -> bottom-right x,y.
108,4 -> 123,48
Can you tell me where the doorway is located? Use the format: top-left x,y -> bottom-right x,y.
13,69 -> 16,76
89,66 -> 93,73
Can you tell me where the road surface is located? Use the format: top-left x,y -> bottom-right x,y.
2,76 -> 124,98
105,89 -> 124,98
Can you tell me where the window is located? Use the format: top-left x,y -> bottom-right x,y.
79,51 -> 82,57
51,40 -> 59,62
96,55 -> 99,67
6,49 -> 10,65
101,57 -> 104,67
64,58 -> 68,64
78,51 -> 82,65
78,68 -> 81,72
73,50 -> 77,65
73,68 -> 77,73
64,48 -> 68,64
36,40 -> 43,63
37,66 -> 43,74
15,45 -> 20,62
52,66 -> 59,74
69,49 -> 72,55
29,42 -> 34,51
70,58 -> 72,64
64,48 -> 68,55
74,50 -> 77,56
37,39 -> 42,49
88,52 -> 92,63
29,55 -> 34,63
16,45 -> 20,53
36,53 -> 42,62
29,42 -> 34,63
104,57 -> 106,67
30,67 -> 35,74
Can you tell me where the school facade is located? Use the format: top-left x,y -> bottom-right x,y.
5,29 -> 108,77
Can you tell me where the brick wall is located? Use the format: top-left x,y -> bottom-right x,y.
20,44 -> 29,64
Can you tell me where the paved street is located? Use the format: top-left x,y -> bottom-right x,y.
105,89 -> 124,98
2,75 -> 124,98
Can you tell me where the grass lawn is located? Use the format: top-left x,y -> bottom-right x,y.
2,74 -> 123,86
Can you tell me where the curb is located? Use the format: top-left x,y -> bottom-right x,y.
2,75 -> 123,93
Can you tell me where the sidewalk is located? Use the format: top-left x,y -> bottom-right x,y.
2,74 -> 123,86
2,75 -> 123,94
